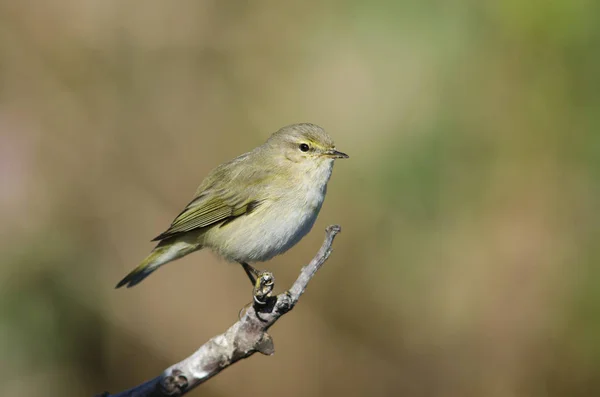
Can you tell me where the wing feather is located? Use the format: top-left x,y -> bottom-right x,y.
151,195 -> 256,241
151,152 -> 272,241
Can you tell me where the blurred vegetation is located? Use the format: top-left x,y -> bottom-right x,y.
1,1 -> 599,396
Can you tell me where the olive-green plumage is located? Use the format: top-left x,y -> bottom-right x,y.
116,123 -> 348,288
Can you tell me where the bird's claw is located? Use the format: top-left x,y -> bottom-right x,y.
253,271 -> 275,305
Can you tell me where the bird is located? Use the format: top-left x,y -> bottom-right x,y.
116,123 -> 348,301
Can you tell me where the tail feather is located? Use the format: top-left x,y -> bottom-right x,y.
115,242 -> 199,288
116,249 -> 164,288
115,267 -> 155,288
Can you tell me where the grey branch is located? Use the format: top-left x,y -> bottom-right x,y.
98,225 -> 341,397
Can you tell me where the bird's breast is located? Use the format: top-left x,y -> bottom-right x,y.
205,161 -> 333,263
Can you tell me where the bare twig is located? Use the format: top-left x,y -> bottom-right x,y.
98,225 -> 341,397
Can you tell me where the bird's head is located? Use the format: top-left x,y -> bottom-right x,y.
266,123 -> 349,167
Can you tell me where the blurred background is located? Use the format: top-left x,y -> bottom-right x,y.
1,1 -> 599,396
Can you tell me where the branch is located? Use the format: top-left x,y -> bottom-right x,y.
98,225 -> 341,397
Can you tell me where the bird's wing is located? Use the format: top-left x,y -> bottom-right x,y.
151,154 -> 270,241
151,194 -> 262,241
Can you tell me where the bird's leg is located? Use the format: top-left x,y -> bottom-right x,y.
240,262 -> 275,305
241,262 -> 259,284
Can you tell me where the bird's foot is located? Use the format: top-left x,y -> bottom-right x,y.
238,270 -> 275,319
240,262 -> 275,306
253,270 -> 275,305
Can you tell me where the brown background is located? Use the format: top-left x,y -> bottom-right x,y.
1,1 -> 599,396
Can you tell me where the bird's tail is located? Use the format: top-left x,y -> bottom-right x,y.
115,240 -> 199,288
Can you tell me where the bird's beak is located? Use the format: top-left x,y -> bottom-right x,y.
323,149 -> 349,159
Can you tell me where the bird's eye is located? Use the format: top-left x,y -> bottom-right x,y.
299,143 -> 310,152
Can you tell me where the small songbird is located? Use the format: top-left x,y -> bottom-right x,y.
116,123 -> 348,302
